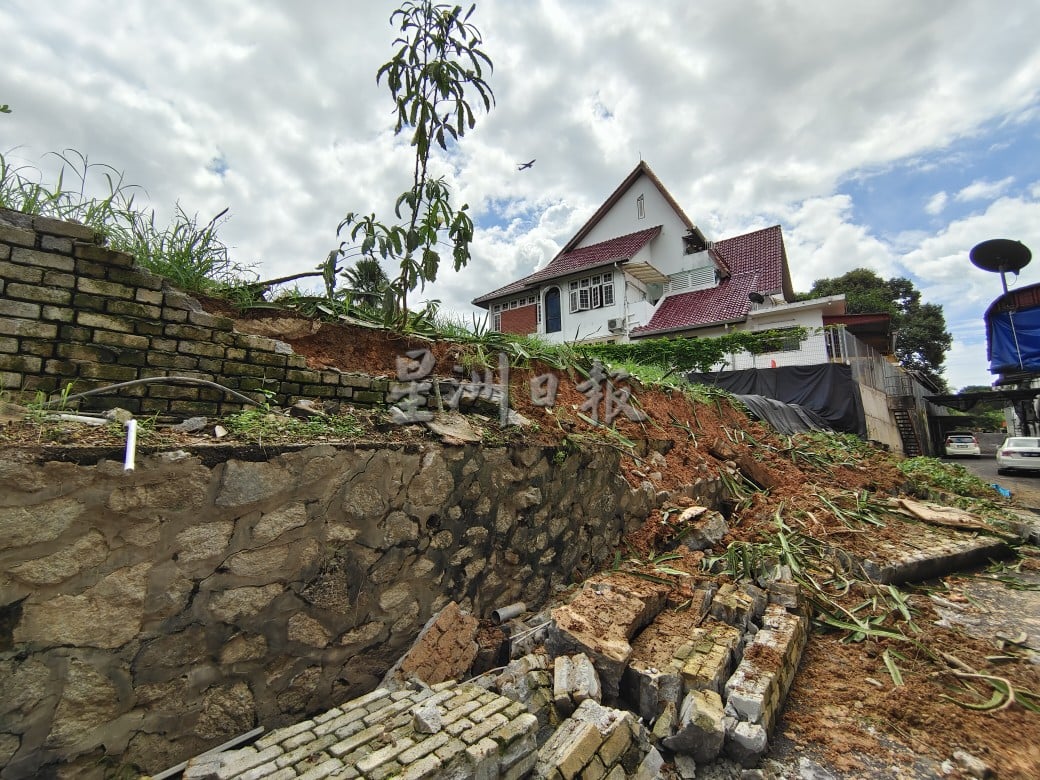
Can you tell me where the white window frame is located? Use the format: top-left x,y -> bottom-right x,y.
568,272 -> 614,313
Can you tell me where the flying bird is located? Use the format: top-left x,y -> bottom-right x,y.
517,159 -> 536,170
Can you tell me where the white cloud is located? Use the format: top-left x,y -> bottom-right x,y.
4,0 -> 1040,392
955,176 -> 1016,203
925,191 -> 948,215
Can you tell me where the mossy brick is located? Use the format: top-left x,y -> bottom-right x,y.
161,307 -> 188,323
223,360 -> 267,378
287,369 -> 318,383
0,371 -> 22,389
77,277 -> 135,299
333,387 -> 354,401
279,382 -> 301,396
107,266 -> 163,289
140,398 -> 172,414
134,321 -> 164,336
79,363 -> 138,381
164,324 -> 213,340
72,259 -> 109,279
21,341 -> 54,358
73,242 -> 134,266
0,318 -> 56,338
136,288 -> 164,305
151,338 -> 178,352
36,215 -> 96,241
73,292 -> 107,311
225,347 -> 247,361
0,337 -> 16,353
300,384 -> 335,398
95,330 -> 151,350
0,354 -> 42,373
342,373 -> 373,389
40,235 -> 74,253
115,351 -> 148,368
21,374 -> 58,392
0,246 -> 8,261
212,331 -> 237,346
44,357 -> 79,375
170,400 -> 220,415
0,224 -> 36,247
0,299 -> 41,319
178,340 -> 226,359
42,270 -> 76,288
77,311 -> 133,333
0,260 -> 44,283
106,300 -> 162,319
237,377 -> 270,392
353,390 -> 386,404
234,333 -> 281,351
58,325 -> 92,341
0,208 -> 30,228
197,357 -> 224,373
319,370 -> 342,385
198,387 -> 226,402
371,378 -> 390,392
163,290 -> 199,311
148,352 -> 199,370
287,354 -> 308,369
188,310 -> 234,329
248,351 -> 289,368
42,306 -> 75,323
11,247 -> 75,272
7,283 -> 73,305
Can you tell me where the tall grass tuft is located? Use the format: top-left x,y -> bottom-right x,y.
0,148 -> 255,296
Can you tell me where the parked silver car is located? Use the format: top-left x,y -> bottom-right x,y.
995,436 -> 1040,474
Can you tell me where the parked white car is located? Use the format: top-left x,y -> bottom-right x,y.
995,437 -> 1040,474
943,432 -> 980,458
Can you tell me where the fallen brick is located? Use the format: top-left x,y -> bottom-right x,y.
662,689 -> 726,763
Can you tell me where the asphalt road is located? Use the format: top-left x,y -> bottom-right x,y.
944,451 -> 1040,510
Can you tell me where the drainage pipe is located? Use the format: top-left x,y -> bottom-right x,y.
123,419 -> 138,472
491,602 -> 526,625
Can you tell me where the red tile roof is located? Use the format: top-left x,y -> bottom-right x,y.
473,226 -> 662,306
631,225 -> 787,337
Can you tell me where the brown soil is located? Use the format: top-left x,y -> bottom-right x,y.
6,303 -> 1039,778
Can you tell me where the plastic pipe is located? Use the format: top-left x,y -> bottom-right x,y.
48,413 -> 108,426
124,419 -> 138,472
491,602 -> 526,625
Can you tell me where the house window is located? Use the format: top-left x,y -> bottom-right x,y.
568,272 -> 614,313
636,194 -> 645,220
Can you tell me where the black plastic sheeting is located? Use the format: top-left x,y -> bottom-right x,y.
686,363 -> 868,437
731,394 -> 832,436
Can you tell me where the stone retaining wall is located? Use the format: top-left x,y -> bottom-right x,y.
0,207 -> 389,416
0,441 -> 728,778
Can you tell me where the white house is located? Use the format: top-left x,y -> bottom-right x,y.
472,161 -> 846,370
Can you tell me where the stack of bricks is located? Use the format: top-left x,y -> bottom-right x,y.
0,207 -> 390,416
183,682 -> 539,780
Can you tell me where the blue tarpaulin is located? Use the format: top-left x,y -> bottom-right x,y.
988,307 -> 1040,374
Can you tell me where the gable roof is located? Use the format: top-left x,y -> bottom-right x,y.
631,224 -> 790,337
561,161 -> 706,253
472,225 -> 662,307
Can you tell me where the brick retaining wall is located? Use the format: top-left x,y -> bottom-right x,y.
0,207 -> 389,416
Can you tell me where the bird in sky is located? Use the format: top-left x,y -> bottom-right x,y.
517,159 -> 536,170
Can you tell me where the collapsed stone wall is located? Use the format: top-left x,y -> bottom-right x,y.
0,207 -> 389,416
0,441 -> 727,778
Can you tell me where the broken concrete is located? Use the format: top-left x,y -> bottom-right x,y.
380,601 -> 480,691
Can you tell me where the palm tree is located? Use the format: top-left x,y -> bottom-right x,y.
340,258 -> 389,311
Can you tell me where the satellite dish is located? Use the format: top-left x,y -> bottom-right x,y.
970,239 -> 1032,294
970,239 -> 1031,273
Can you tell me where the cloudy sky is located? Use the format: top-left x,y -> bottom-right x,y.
3,0 -> 1039,391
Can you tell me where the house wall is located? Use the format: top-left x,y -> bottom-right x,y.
537,276 -> 625,345
500,304 -> 537,336
576,172 -> 692,278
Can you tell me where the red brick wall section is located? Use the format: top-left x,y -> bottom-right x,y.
500,304 -> 537,335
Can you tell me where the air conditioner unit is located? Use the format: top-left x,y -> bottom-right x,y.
607,317 -> 626,332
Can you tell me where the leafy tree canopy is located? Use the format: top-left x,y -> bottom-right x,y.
798,268 -> 952,390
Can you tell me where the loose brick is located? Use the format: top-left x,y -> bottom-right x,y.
36,216 -> 96,241
73,242 -> 134,265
